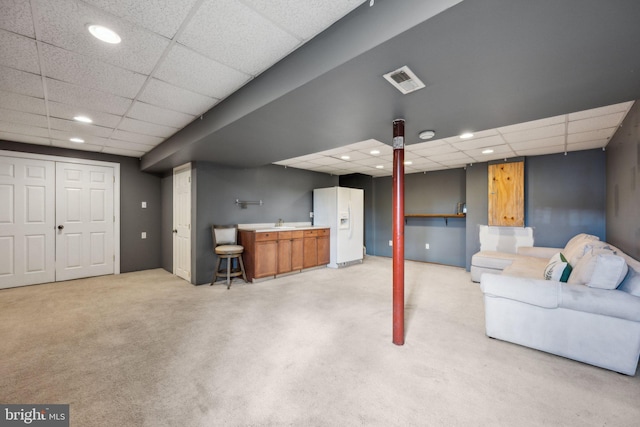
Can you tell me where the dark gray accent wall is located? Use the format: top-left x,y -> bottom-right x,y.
161,173 -> 173,272
367,169 -> 467,267
0,140 -> 162,273
607,101 -> 640,259
193,163 -> 337,284
465,163 -> 488,270
525,150 -> 606,247
338,173 -> 375,254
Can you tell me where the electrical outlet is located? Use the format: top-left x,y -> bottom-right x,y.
425,243 -> 430,249
310,212 -> 314,218
141,232 -> 147,239
141,201 -> 147,208
389,240 -> 392,246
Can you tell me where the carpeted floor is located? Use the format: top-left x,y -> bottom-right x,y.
1,256 -> 639,426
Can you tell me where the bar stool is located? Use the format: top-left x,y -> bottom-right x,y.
211,225 -> 247,289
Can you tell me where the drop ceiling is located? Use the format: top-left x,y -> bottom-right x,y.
1,0 -> 640,175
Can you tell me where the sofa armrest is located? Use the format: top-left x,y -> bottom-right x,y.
480,274 -> 560,308
560,283 -> 640,322
516,246 -> 561,259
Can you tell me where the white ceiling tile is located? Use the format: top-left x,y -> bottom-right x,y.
567,112 -> 626,134
155,44 -> 251,99
320,146 -> 352,156
288,161 -> 321,170
83,0 -> 200,39
514,146 -> 565,157
242,0 -> 364,40
567,140 -> 609,152
467,144 -> 514,159
354,157 -> 389,166
33,0 -> 169,75
0,120 -> 49,138
508,135 -> 565,151
102,146 -> 145,157
0,65 -> 43,98
127,102 -> 195,128
46,78 -> 132,115
347,138 -> 384,150
411,144 -> 458,157
0,0 -> 35,37
0,90 -> 46,115
51,139 -> 104,152
567,128 -> 616,144
48,130 -> 109,146
406,139 -> 449,151
118,117 -> 178,138
48,101 -> 122,128
357,145 -> 393,156
444,128 -> 499,143
428,152 -> 473,162
138,78 -> 218,115
0,108 -> 48,128
452,134 -> 505,150
306,156 -> 345,166
501,123 -> 565,143
41,44 -> 147,98
178,0 -> 301,75
49,117 -> 114,138
498,115 -> 566,134
0,30 -> 40,73
333,151 -> 369,161
103,138 -> 155,152
0,132 -> 50,146
568,101 -> 634,121
111,129 -> 163,146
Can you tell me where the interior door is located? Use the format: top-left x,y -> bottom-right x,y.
173,164 -> 191,281
488,161 -> 525,227
0,157 -> 55,289
55,162 -> 114,281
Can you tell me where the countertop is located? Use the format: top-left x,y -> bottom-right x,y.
238,222 -> 328,232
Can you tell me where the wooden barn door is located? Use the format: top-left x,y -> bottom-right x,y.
488,161 -> 524,226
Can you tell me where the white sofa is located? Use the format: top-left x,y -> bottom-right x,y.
475,234 -> 640,375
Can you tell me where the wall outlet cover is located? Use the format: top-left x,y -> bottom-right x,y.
141,232 -> 147,239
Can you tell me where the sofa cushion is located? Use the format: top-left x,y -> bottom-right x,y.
619,268 -> 640,297
559,283 -> 640,322
568,248 -> 628,289
563,233 -> 600,265
503,257 -> 549,279
481,274 -> 560,308
544,253 -> 572,282
471,251 -> 520,270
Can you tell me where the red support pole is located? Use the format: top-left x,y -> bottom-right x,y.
392,119 -> 405,345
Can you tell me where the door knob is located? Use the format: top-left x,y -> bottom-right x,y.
58,225 -> 64,230
173,229 -> 178,233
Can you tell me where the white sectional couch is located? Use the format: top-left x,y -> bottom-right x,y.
474,234 -> 640,375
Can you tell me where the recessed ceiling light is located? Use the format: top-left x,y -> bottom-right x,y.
376,165 -> 384,169
87,24 -> 121,44
460,132 -> 474,139
69,137 -> 85,143
482,149 -> 494,154
404,161 -> 413,165
73,115 -> 92,123
341,155 -> 350,160
418,130 -> 435,140
370,150 -> 380,155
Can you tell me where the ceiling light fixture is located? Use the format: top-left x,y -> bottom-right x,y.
73,115 -> 93,123
482,149 -> 494,154
370,150 -> 380,155
87,24 -> 121,44
341,155 -> 350,160
69,137 -> 85,143
460,132 -> 474,139
418,130 -> 435,140
404,161 -> 413,165
375,165 -> 384,169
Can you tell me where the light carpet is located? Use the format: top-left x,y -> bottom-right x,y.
1,256 -> 639,426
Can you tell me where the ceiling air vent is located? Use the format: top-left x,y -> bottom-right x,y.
383,65 -> 426,95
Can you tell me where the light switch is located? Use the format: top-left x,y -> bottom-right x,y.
141,201 -> 147,208
141,232 -> 147,239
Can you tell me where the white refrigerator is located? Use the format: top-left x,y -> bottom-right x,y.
313,186 -> 364,268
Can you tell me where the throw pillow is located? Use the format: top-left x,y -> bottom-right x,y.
544,252 -> 572,282
618,268 -> 640,297
563,233 -> 600,266
568,249 -> 628,289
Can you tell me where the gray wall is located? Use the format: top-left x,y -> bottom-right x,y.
465,163 -> 488,270
0,140 -> 162,273
161,173 -> 173,272
192,163 -> 337,284
607,101 -> 640,259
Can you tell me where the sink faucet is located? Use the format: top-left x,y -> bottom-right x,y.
277,218 -> 284,226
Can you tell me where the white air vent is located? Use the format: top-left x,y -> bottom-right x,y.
383,65 -> 426,94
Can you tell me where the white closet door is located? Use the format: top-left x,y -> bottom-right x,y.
56,162 -> 114,281
0,157 -> 55,289
173,164 -> 191,282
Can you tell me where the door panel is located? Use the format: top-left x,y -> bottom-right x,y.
488,161 -> 524,226
56,162 -> 114,281
173,165 -> 191,281
0,157 -> 55,288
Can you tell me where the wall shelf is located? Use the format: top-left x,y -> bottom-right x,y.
405,213 -> 466,226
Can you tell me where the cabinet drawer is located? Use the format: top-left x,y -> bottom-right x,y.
278,231 -> 292,239
303,229 -> 318,237
255,232 -> 278,241
317,228 -> 329,236
291,230 -> 304,239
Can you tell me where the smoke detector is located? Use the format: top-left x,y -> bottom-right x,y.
383,65 -> 426,94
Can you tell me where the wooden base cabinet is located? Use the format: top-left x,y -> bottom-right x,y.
239,228 -> 329,282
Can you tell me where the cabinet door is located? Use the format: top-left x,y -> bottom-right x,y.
317,236 -> 330,266
255,240 -> 277,278
277,238 -> 292,274
291,238 -> 303,270
303,237 -> 317,268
